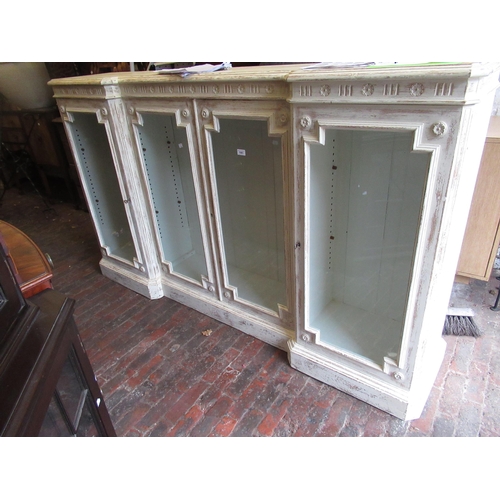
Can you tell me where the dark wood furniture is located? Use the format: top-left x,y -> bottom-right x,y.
0,220 -> 53,298
0,95 -> 82,206
0,232 -> 115,436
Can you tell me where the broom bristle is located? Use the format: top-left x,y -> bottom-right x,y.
443,314 -> 481,337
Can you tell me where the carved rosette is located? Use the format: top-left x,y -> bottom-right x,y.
58,105 -> 70,122
383,355 -> 407,383
97,107 -> 109,123
300,115 -> 312,130
182,109 -> 190,118
432,121 -> 448,136
58,107 -> 76,123
199,107 -> 218,131
135,262 -> 146,273
278,111 -> 288,125
320,85 -> 331,97
409,83 -> 425,97
361,83 -> 374,96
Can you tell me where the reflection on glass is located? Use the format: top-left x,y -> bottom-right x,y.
308,129 -> 430,365
137,113 -> 208,284
211,118 -> 286,313
69,112 -> 136,262
39,394 -> 73,437
39,349 -> 101,437
76,403 -> 99,437
55,355 -> 85,425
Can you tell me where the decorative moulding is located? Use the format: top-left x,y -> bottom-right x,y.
54,80 -> 289,101
118,81 -> 290,101
289,79 -> 470,104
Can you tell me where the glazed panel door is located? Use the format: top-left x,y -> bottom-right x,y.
308,127 -> 431,364
127,100 -> 216,293
61,105 -> 141,268
198,100 -> 293,327
295,104 -> 461,375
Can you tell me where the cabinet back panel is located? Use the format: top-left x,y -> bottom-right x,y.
68,112 -> 136,263
308,128 -> 430,364
137,113 -> 208,283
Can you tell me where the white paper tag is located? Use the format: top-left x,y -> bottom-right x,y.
237,149 -> 246,156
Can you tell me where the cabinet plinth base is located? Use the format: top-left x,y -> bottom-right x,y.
97,261 -> 293,350
100,259 -> 163,299
287,339 -> 445,421
164,282 -> 293,352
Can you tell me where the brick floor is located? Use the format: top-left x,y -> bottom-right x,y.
1,187 -> 500,437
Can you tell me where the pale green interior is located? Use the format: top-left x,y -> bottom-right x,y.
69,112 -> 136,263
211,118 -> 287,313
308,128 -> 431,365
136,113 -> 208,284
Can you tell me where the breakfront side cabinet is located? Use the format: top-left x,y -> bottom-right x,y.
49,63 -> 499,420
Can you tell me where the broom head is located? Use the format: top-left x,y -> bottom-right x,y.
443,308 -> 481,337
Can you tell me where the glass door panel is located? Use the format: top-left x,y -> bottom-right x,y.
211,118 -> 286,313
308,128 -> 431,365
68,112 -> 136,263
136,113 -> 208,284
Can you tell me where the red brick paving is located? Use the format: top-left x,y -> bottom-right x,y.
2,188 -> 500,437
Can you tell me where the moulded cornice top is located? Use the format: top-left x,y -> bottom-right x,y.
48,62 -> 499,87
286,62 -> 499,81
49,63 -> 500,106
48,64 -> 303,86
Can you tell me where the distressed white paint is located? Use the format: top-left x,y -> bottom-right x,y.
50,63 -> 500,420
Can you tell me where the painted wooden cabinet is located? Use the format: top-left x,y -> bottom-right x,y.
49,63 -> 499,420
